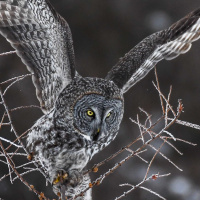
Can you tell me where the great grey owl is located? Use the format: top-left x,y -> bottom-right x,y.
0,0 -> 199,199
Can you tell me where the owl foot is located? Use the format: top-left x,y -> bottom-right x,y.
52,169 -> 83,187
52,170 -> 68,185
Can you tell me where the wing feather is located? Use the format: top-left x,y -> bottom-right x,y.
0,0 -> 77,113
106,8 -> 200,93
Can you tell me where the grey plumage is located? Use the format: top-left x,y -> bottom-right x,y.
26,77 -> 123,198
0,0 -> 76,113
0,0 -> 200,199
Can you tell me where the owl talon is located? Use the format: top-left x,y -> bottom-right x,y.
52,169 -> 83,188
52,171 -> 68,185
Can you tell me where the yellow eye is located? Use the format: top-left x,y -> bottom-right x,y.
87,110 -> 94,117
107,112 -> 111,118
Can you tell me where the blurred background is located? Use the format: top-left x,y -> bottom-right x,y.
0,0 -> 200,199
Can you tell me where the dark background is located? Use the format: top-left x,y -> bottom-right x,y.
0,0 -> 200,199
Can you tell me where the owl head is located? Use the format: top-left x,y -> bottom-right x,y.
54,77 -> 124,144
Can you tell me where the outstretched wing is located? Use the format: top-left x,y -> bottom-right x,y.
0,0 -> 77,113
106,8 -> 200,93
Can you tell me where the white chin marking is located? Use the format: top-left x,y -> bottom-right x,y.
79,132 -> 91,141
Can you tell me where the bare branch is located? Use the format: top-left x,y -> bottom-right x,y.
0,137 -> 22,148
144,140 -> 166,180
168,118 -> 200,130
139,186 -> 166,200
0,88 -> 28,153
154,67 -> 165,115
165,86 -> 172,126
0,74 -> 32,85
115,173 -> 171,200
0,140 -> 49,200
149,144 -> 183,171
0,50 -> 16,56
152,81 -> 176,117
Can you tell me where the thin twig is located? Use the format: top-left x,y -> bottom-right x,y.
137,114 -> 144,143
115,173 -> 170,200
152,81 -> 176,117
165,86 -> 172,126
144,140 -> 167,180
0,140 -> 49,200
0,137 -> 22,148
149,144 -> 182,171
154,67 -> 165,115
13,168 -> 39,181
0,50 -> 16,56
0,88 -> 27,152
7,105 -> 41,113
0,74 -> 32,85
139,186 -> 166,200
5,128 -> 31,151
0,112 -> 6,129
0,87 -> 50,184
168,118 -> 200,130
139,107 -> 152,129
3,75 -> 33,96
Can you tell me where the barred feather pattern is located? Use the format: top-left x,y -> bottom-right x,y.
0,0 -> 76,113
26,77 -> 123,199
27,109 -> 92,199
1,2 -> 200,199
106,8 -> 200,93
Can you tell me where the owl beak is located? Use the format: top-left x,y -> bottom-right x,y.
92,128 -> 101,141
